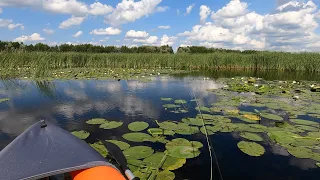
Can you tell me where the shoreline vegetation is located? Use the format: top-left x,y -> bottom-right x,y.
1,41 -> 320,79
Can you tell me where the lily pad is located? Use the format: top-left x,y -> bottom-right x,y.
239,132 -> 263,142
260,113 -> 283,121
307,132 -> 320,138
123,146 -> 154,160
290,119 -> 319,127
296,125 -> 319,132
99,121 -> 123,129
106,140 -> 130,150
243,114 -> 261,121
156,170 -> 175,180
143,152 -> 166,168
200,126 -> 220,135
128,159 -> 146,172
161,98 -> 172,101
148,128 -> 175,136
267,131 -> 299,145
86,118 -> 107,125
128,122 -> 149,132
163,104 -> 181,108
122,132 -> 153,142
156,121 -> 178,130
90,142 -> 108,157
174,99 -> 187,104
287,146 -> 313,159
190,141 -> 204,149
166,139 -> 201,159
0,98 -> 10,103
316,162 -> 320,168
182,117 -> 203,126
162,156 -> 186,171
237,141 -> 265,157
195,106 -> 211,113
71,130 -> 90,140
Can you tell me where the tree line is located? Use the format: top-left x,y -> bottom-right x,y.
0,41 -> 174,54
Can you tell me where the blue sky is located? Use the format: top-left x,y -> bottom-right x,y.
1,0 -> 320,51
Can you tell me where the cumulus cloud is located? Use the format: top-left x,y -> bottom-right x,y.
133,36 -> 158,44
160,35 -> 177,46
158,25 -> 171,29
104,0 -> 163,26
43,28 -> 54,35
185,4 -> 195,15
72,31 -> 83,38
125,30 -> 149,38
0,0 -> 113,17
59,16 -> 86,29
200,5 -> 211,24
0,19 -> 24,30
178,0 -> 320,51
14,33 -> 45,42
156,6 -> 169,12
90,27 -> 122,35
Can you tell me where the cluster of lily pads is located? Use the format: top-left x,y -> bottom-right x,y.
72,118 -> 204,180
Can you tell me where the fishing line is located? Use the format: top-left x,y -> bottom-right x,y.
191,91 -> 224,180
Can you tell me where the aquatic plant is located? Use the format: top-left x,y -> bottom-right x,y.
0,98 -> 10,103
123,146 -> 154,160
106,140 -> 130,150
99,121 -> 123,129
237,141 -> 265,157
239,132 -> 263,142
128,122 -> 149,132
71,130 -> 90,140
86,118 -> 107,125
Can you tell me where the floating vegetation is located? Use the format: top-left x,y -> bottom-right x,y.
155,170 -> 175,180
90,141 -> 108,157
316,162 -> 320,168
122,132 -> 153,142
162,104 -> 181,109
165,138 -> 202,159
105,140 -> 130,150
195,106 -> 211,113
71,130 -> 90,140
289,119 -> 319,127
174,99 -> 187,104
99,121 -> 123,129
148,128 -> 175,136
161,98 -> 172,101
239,132 -> 263,142
260,113 -> 283,121
243,114 -> 260,121
237,141 -> 265,157
123,146 -> 154,160
128,122 -> 149,132
86,118 -> 107,125
0,98 -> 10,103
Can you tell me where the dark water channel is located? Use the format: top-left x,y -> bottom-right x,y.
0,70 -> 320,180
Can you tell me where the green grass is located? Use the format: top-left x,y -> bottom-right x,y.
1,51 -> 320,78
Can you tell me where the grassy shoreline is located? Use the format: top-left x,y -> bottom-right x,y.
1,52 -> 320,79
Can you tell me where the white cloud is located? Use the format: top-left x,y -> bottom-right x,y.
156,6 -> 169,12
43,28 -> 54,34
178,0 -> 320,52
200,5 -> 211,24
0,19 -> 24,30
133,36 -> 158,44
14,33 -> 45,42
0,0 -> 113,17
104,0 -> 163,26
73,31 -> 83,38
211,0 -> 248,19
90,27 -> 122,35
99,37 -> 109,42
125,30 -> 149,38
158,25 -> 171,29
185,4 -> 195,15
89,2 -> 113,16
59,16 -> 86,29
177,9 -> 180,15
160,35 -> 177,46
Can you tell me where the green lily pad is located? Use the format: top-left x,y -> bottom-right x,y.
122,132 -> 153,142
307,132 -> 320,138
161,98 -> 172,101
162,156 -> 186,171
156,121 -> 178,130
239,132 -> 263,142
174,124 -> 199,135
128,159 -> 146,172
155,170 -> 175,180
200,126 -> 220,135
166,138 -> 191,148
296,125 -> 319,132
123,146 -> 154,160
237,141 -> 265,157
143,152 -> 166,168
133,168 -> 156,180
290,119 -> 319,127
316,162 -> 320,168
182,117 -> 203,126
163,104 -> 181,108
90,142 -> 108,157
287,146 -> 313,158
260,113 -> 283,121
71,130 -> 90,140
0,98 -> 10,103
99,121 -> 123,129
106,140 -> 130,150
86,118 -> 108,125
148,128 -> 175,136
190,141 -> 203,149
166,139 -> 201,159
267,131 -> 298,145
196,114 -> 216,120
174,99 -> 187,104
291,138 -> 320,147
128,122 -> 149,132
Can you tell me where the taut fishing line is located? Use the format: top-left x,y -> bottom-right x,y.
190,91 -> 224,180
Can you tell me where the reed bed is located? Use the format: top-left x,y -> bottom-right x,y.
1,52 -> 320,75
